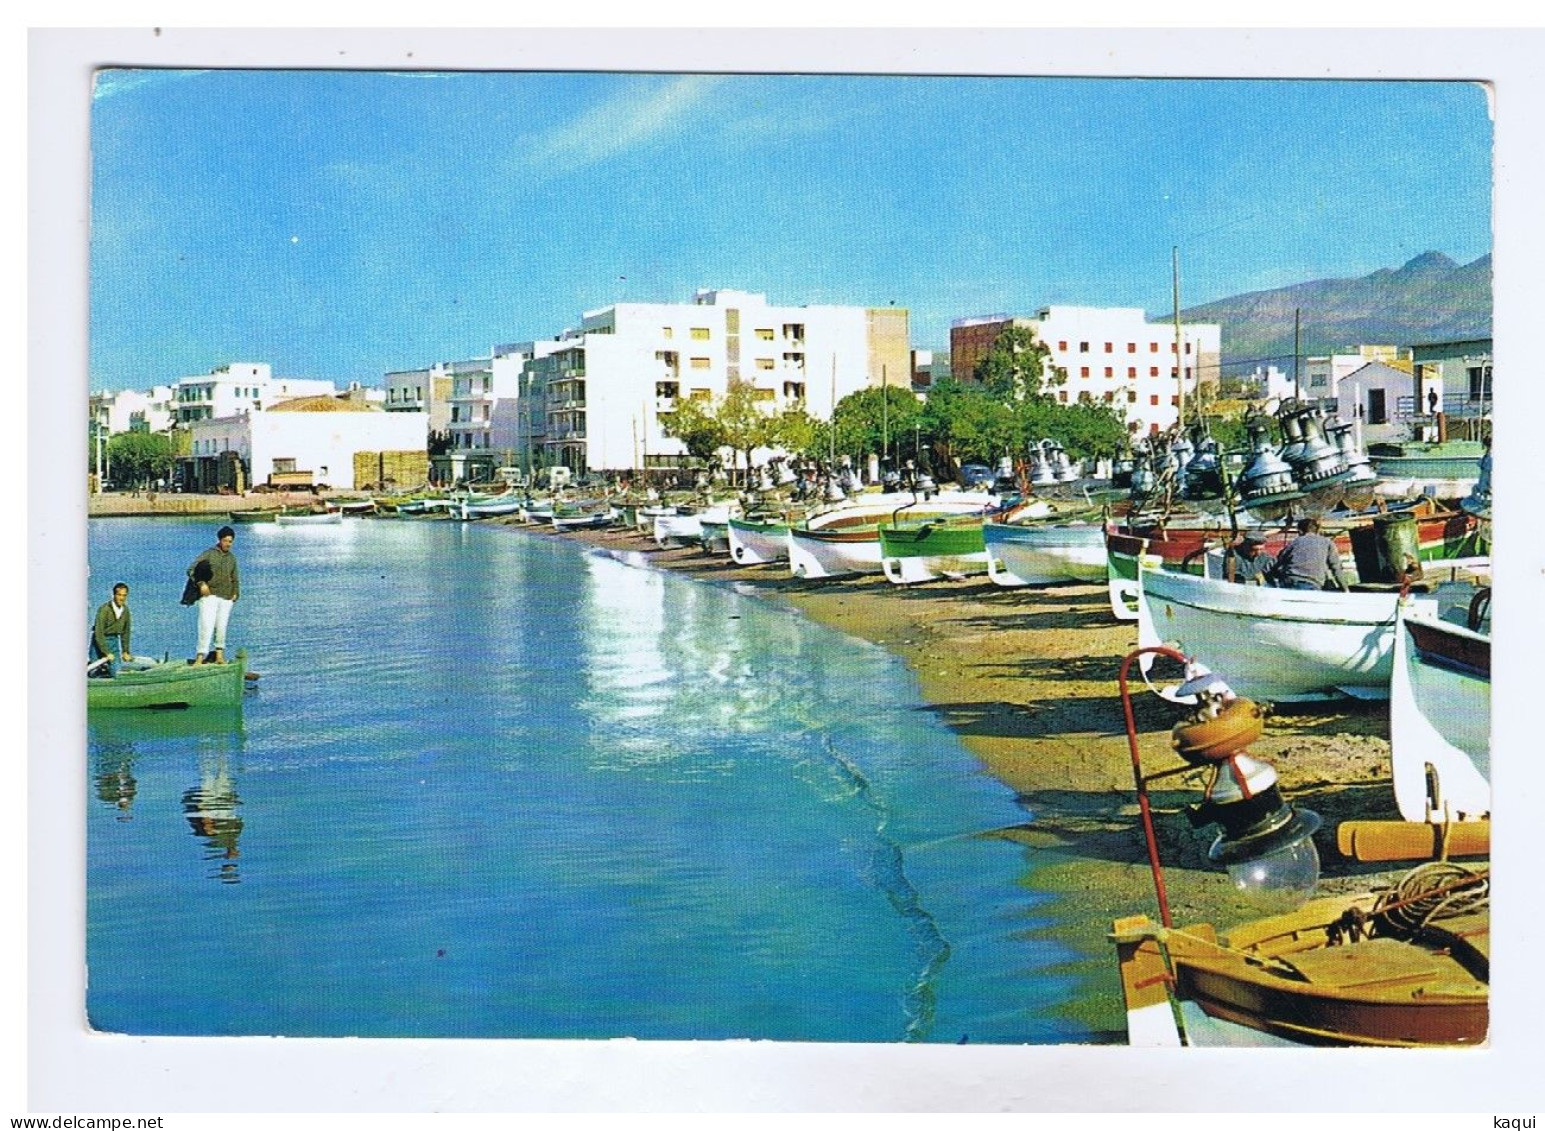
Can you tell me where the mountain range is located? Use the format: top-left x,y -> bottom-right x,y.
1172,251 -> 1492,373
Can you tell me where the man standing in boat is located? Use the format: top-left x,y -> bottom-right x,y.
187,525 -> 240,665
89,582 -> 135,677
1274,516 -> 1349,591
1223,532 -> 1274,585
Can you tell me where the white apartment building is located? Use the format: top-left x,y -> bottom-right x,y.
1031,307 -> 1221,435
185,397 -> 427,491
90,385 -> 176,437
520,289 -> 910,475
384,363 -> 453,434
172,362 -> 342,425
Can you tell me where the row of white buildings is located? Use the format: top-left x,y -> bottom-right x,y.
91,288 -> 1249,490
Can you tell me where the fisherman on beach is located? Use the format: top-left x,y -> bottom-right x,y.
1274,517 -> 1348,591
187,525 -> 240,664
1223,532 -> 1274,585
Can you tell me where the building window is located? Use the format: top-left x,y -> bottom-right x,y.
1185,342 -> 1192,354
662,327 -> 674,339
1058,340 -> 1068,351
1058,391 -> 1068,403
1104,391 -> 1114,402
690,388 -> 712,400
1079,342 -> 1089,353
1151,342 -> 1160,353
1128,367 -> 1137,378
783,381 -> 806,399
1127,390 -> 1137,403
656,381 -> 679,399
1150,395 -> 1160,406
1104,367 -> 1113,378
690,357 -> 711,369
1080,367 -> 1090,378
1128,342 -> 1137,353
273,458 -> 296,473
1150,367 -> 1159,377
756,358 -> 775,370
691,327 -> 711,340
1171,396 -> 1180,406
1468,365 -> 1492,401
755,328 -> 774,341
1104,342 -> 1113,353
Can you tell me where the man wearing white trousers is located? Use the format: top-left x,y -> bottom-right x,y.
187,525 -> 240,665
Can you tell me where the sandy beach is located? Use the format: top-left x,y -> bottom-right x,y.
503,516 -> 1410,1038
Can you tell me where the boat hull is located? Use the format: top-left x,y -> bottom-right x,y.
1390,612 -> 1491,822
788,494 -> 995,579
1136,567 -> 1439,701
985,521 -> 1107,587
727,518 -> 790,564
879,520 -> 987,584
87,650 -> 248,710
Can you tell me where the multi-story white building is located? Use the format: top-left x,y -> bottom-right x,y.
172,362 -> 341,425
384,363 -> 453,434
950,307 -> 1221,435
90,385 -> 176,437
517,289 -> 910,476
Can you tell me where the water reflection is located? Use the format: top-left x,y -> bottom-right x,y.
182,750 -> 244,883
88,708 -> 247,881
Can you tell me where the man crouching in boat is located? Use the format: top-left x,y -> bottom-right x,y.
1274,516 -> 1349,591
88,582 -> 135,678
1223,532 -> 1274,585
187,525 -> 240,665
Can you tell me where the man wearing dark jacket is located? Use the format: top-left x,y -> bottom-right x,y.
188,525 -> 240,664
1275,517 -> 1348,591
90,582 -> 133,677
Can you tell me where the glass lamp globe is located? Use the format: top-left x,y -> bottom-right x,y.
1223,831 -> 1322,915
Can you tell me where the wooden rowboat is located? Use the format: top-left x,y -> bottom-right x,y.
1113,864 -> 1489,1047
87,649 -> 248,710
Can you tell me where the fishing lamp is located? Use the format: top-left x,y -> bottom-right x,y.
1120,649 -> 1322,926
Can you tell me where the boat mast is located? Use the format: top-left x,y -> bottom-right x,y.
1293,308 -> 1302,402
881,363 -> 889,467
829,354 -> 837,467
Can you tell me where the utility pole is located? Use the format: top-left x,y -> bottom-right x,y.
1172,247 -> 1185,431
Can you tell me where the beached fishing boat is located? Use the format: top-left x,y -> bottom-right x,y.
1112,867 -> 1489,1047
454,497 -> 525,519
332,498 -> 377,516
228,508 -> 279,524
87,650 -> 248,710
727,515 -> 791,564
551,508 -> 614,532
788,492 -> 995,579
984,518 -> 1107,588
654,503 -> 738,548
1134,564 -> 1490,702
1390,604 -> 1491,824
1369,438 -> 1486,485
879,515 -> 988,585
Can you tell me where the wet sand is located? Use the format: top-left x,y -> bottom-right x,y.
510,517 -> 1408,1039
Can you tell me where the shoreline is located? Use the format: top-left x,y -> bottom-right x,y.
492,516 -> 1408,1037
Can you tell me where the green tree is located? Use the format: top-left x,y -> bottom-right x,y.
973,324 -> 1061,400
827,384 -> 925,467
107,430 -> 178,487
660,382 -> 812,484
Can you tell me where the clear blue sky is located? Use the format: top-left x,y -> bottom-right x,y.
87,70 -> 1493,391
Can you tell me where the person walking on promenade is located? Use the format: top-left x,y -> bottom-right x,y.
1274,517 -> 1348,591
187,525 -> 240,664
1223,532 -> 1274,585
89,582 -> 135,677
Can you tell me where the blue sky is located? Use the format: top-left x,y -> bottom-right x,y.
87,70 -> 1493,391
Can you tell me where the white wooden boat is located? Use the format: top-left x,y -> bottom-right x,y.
654,503 -> 737,547
551,508 -> 613,532
1135,566 -> 1451,702
984,517 -> 1106,587
274,508 -> 342,526
727,516 -> 791,564
1389,606 -> 1490,823
455,497 -> 525,519
787,492 -> 994,580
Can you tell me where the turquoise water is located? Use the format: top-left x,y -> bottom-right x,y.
86,517 -> 1086,1042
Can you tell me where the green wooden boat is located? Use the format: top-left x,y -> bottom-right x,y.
878,516 -> 988,584
87,649 -> 248,710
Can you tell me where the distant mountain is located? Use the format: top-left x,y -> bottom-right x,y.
1173,252 -> 1492,372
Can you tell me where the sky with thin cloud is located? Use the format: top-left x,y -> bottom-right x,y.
87,69 -> 1492,390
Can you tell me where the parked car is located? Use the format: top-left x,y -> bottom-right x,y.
957,462 -> 995,489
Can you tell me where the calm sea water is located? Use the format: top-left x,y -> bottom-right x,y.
85,517 -> 1087,1042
